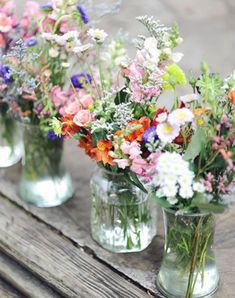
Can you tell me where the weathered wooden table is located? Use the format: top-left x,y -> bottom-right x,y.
0,141 -> 234,298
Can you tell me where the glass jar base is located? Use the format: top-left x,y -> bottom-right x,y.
156,276 -> 219,298
91,225 -> 156,253
0,146 -> 22,168
18,174 -> 74,207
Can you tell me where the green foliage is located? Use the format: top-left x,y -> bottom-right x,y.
184,128 -> 207,161
168,23 -> 181,48
162,64 -> 187,89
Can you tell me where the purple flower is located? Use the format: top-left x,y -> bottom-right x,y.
0,65 -> 13,84
71,73 -> 92,89
26,38 -> 38,47
47,131 -> 63,140
40,4 -> 53,11
76,5 -> 89,24
143,126 -> 158,143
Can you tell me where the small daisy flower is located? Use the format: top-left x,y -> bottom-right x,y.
168,108 -> 194,126
88,28 -> 108,44
156,122 -> 180,143
49,48 -> 59,58
180,93 -> 200,104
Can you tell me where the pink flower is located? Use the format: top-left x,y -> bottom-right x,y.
64,101 -> 81,115
130,158 -> 147,175
0,83 -> 7,91
80,94 -> 94,109
0,12 -> 13,33
73,110 -> 94,127
113,158 -> 129,169
51,86 -> 68,109
120,141 -> 142,159
0,1 -> 15,14
126,62 -> 145,80
0,33 -> 6,48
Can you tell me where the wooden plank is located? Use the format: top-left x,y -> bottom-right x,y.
0,195 -> 151,298
0,278 -> 23,298
0,251 -> 62,298
0,143 -> 164,292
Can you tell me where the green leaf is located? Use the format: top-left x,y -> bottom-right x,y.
92,129 -> 106,147
193,203 -> 227,214
149,192 -> 172,208
183,128 -> 206,161
124,172 -> 147,193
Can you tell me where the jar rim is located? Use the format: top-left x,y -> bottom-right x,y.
162,207 -> 211,217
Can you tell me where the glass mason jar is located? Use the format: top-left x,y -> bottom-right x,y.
18,123 -> 74,207
0,112 -> 23,168
156,208 -> 219,298
90,167 -> 157,253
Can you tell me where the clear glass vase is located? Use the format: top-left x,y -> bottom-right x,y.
90,167 -> 157,253
18,123 -> 74,207
156,208 -> 219,298
0,113 -> 23,168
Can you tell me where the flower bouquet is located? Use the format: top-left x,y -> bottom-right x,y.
144,64 -> 235,297
53,16 -> 186,252
0,0 -> 97,206
0,0 -> 23,167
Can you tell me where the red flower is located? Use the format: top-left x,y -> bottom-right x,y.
60,115 -> 80,137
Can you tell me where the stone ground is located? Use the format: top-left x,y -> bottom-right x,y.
17,0 -> 235,75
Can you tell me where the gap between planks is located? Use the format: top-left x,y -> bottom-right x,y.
0,194 -> 156,298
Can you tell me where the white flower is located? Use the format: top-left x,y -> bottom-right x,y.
61,62 -> 70,68
42,32 -> 54,41
162,184 -> 178,198
179,186 -> 194,199
73,43 -> 93,54
155,112 -> 168,123
178,174 -> 194,188
168,108 -> 194,126
167,197 -> 178,205
63,31 -> 79,41
180,94 -> 200,104
113,159 -> 129,169
156,122 -> 180,144
49,48 -> 59,58
193,182 -> 205,193
88,28 -> 108,44
54,36 -> 66,46
171,52 -> 184,63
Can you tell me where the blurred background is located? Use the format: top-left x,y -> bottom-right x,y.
17,0 -> 235,76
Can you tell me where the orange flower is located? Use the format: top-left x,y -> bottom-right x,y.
79,137 -> 115,165
193,108 -> 209,117
125,116 -> 151,142
97,140 -> 113,152
228,90 -> 235,105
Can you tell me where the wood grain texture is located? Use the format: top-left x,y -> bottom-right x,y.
1,142 -> 164,292
0,278 -> 23,298
0,251 -> 63,298
0,195 -> 150,298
